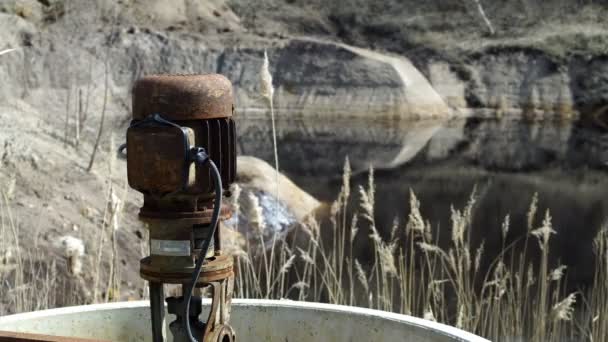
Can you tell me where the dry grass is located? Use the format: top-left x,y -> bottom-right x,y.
1,155 -> 606,340
0,187 -> 80,314
231,160 -> 608,342
0,141 -> 126,315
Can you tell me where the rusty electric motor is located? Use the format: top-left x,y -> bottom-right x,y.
125,74 -> 236,342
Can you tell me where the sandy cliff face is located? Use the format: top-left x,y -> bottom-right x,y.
2,0 -> 608,123
426,50 -> 608,121
0,18 -> 448,122
1,0 -> 607,189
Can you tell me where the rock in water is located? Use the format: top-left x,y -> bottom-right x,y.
226,156 -> 320,241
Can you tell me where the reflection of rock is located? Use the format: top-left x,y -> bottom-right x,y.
238,118 -> 446,175
225,156 -> 321,238
423,118 -> 608,171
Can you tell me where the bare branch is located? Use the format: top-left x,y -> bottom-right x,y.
472,0 -> 495,36
86,51 -> 109,172
0,48 -> 18,56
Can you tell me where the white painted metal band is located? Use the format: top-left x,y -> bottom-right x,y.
150,239 -> 191,256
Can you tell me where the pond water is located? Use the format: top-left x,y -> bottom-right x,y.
237,115 -> 608,286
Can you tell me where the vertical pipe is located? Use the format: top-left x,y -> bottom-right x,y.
150,281 -> 165,342
214,221 -> 222,253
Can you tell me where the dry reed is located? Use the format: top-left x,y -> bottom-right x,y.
230,160 -> 606,342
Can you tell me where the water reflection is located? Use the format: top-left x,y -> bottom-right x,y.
237,115 -> 608,286
238,116 -> 608,175
237,117 -> 445,175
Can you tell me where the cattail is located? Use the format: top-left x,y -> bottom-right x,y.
474,241 -> 484,272
407,190 -> 426,234
358,167 -> 376,223
531,210 -> 556,250
5,176 -> 16,200
527,193 -> 539,231
527,264 -> 536,287
424,307 -> 437,322
231,184 -> 242,213
463,246 -> 471,272
297,248 -> 314,265
501,214 -> 510,241
342,157 -> 351,199
259,50 -> 279,218
448,249 -> 457,271
289,281 -> 309,291
55,235 -> 85,275
418,242 -> 442,254
368,225 -> 382,244
389,218 -> 399,243
246,192 -> 266,234
550,265 -> 568,281
2,247 -> 13,265
306,217 -> 320,234
552,293 -> 577,321
279,255 -> 296,274
355,259 -> 369,293
350,215 -> 359,243
330,199 -> 340,224
232,248 -> 250,261
378,243 -> 397,276
456,305 -> 466,329
302,217 -> 320,240
282,244 -> 293,256
367,166 -> 375,207
260,50 -> 274,102
301,224 -> 315,241
109,187 -> 123,231
451,207 -> 467,246
429,280 -> 448,303
359,186 -> 373,223
487,261 -> 508,299
230,184 -> 242,231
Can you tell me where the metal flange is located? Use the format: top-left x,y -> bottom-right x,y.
140,254 -> 234,285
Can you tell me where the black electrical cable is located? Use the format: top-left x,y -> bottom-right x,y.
121,114 -> 223,341
185,150 -> 223,342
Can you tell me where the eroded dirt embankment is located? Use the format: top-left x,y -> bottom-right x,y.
1,0 -> 608,310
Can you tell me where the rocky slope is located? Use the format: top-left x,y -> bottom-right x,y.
2,0 -> 606,178
2,0 -> 608,123
1,0 -> 608,310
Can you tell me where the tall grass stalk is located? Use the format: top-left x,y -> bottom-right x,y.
2,158 -> 606,342
1,188 -> 79,314
587,225 -> 608,341
0,48 -> 18,56
232,159 -> 606,342
259,50 -> 280,219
